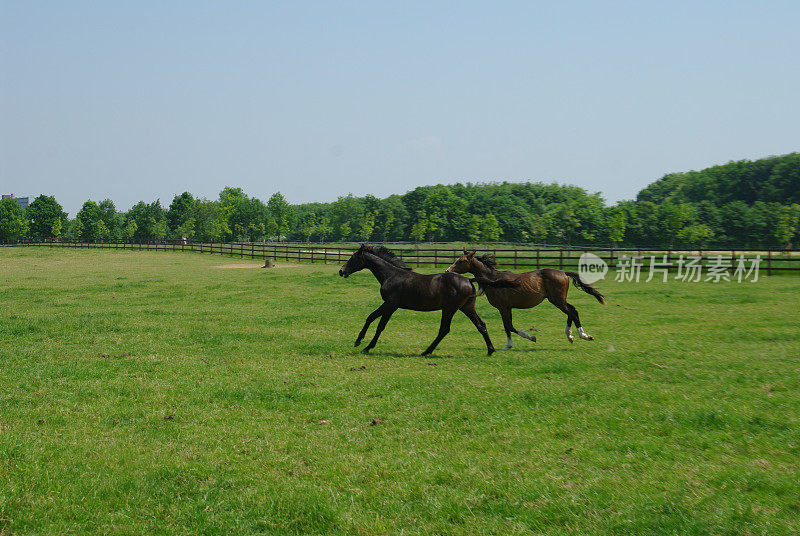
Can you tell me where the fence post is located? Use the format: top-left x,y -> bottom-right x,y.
513,249 -> 518,270
559,249 -> 563,270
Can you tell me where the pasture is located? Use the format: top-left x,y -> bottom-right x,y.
1,248 -> 799,535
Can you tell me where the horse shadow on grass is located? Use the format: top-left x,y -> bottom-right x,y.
358,346 -> 570,359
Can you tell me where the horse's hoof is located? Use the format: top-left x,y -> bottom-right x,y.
582,335 -> 594,341
354,340 -> 361,347
487,349 -> 495,356
531,336 -> 537,343
567,336 -> 574,344
499,346 -> 512,351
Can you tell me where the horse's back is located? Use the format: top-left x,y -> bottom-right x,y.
484,270 -> 547,308
381,271 -> 474,311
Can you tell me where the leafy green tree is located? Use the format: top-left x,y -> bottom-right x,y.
167,192 -> 195,236
266,192 -> 294,241
774,204 -> 800,248
328,195 -> 364,241
338,220 -> 351,240
98,199 -> 121,239
480,213 -> 502,242
409,210 -> 429,243
176,218 -> 195,240
192,199 -> 229,241
0,197 -> 29,240
27,195 -> 67,239
51,217 -> 63,238
402,185 -> 465,241
635,153 -> 799,205
466,215 -> 482,242
677,223 -> 715,246
316,216 -> 332,243
718,201 -> 750,246
358,211 -> 376,241
545,203 -> 580,244
375,195 -> 408,241
122,220 -> 138,239
125,200 -> 167,241
218,187 -> 252,241
605,209 -> 627,245
299,214 -> 316,243
574,196 -> 605,242
656,202 -> 693,247
73,201 -> 110,240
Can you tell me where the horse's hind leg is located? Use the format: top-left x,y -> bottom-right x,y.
499,308 -> 536,350
460,298 -> 495,355
567,303 -> 593,340
421,307 -> 457,356
547,298 -> 592,343
355,303 -> 387,346
547,297 -> 576,343
498,308 -> 514,350
506,308 -> 536,344
362,305 -> 397,353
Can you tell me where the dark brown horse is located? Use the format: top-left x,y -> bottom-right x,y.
339,245 -> 506,356
446,251 -> 605,348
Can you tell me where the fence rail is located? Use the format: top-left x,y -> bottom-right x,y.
3,239 -> 799,275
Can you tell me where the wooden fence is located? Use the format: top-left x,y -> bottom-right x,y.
3,239 -> 799,276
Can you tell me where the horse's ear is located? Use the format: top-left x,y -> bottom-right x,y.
467,251 -> 476,258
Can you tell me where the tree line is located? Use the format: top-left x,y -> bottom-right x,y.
1,153 -> 798,248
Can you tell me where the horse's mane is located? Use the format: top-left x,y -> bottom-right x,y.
474,253 -> 498,271
363,245 -> 411,270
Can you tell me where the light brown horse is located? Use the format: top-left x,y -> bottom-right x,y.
446,251 -> 605,348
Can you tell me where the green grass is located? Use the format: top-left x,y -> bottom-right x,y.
1,248 -> 799,535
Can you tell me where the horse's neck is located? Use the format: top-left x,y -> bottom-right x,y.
471,259 -> 495,278
363,252 -> 403,283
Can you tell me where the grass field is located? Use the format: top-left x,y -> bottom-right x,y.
1,248 -> 799,535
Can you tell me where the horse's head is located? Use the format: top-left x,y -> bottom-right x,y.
339,244 -> 367,278
446,250 -> 475,274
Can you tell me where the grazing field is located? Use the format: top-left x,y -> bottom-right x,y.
1,248 -> 799,535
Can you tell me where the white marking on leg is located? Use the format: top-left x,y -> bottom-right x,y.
565,326 -> 574,343
501,334 -> 513,350
515,329 -> 536,342
578,327 -> 594,340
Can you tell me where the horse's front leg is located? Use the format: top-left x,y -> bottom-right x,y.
362,305 -> 398,353
461,298 -> 495,355
421,307 -> 457,356
355,304 -> 388,346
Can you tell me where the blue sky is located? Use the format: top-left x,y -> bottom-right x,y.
2,1 -> 799,216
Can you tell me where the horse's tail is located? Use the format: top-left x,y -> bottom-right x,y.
564,271 -> 606,304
